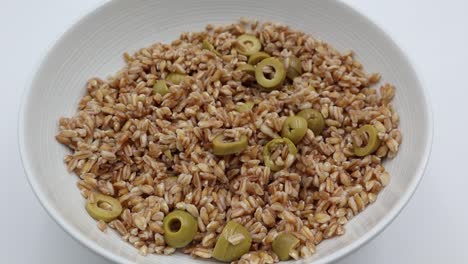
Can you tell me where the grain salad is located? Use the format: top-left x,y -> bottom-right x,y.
55,18 -> 401,263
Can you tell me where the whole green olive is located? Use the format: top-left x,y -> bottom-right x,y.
297,109 -> 325,135
163,210 -> 198,248
281,116 -> 308,143
212,221 -> 252,262
85,193 -> 123,222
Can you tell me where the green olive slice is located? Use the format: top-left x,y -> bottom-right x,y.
153,80 -> 169,96
212,221 -> 252,262
164,176 -> 178,188
283,55 -> 303,80
236,34 -> 261,56
163,210 -> 198,248
202,40 -> 221,56
213,134 -> 248,156
255,57 -> 286,90
272,233 -> 300,261
85,193 -> 123,222
248,51 -> 271,65
163,149 -> 174,160
281,116 -> 308,143
235,102 -> 255,113
236,64 -> 255,75
166,73 -> 186,85
353,124 -> 381,157
263,138 -> 297,172
286,84 -> 296,91
297,109 -> 325,135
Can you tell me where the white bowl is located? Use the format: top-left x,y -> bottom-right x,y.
19,0 -> 433,263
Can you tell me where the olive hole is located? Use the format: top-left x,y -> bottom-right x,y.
280,144 -> 289,158
97,201 -> 113,211
218,135 -> 237,143
270,143 -> 288,161
169,218 -> 182,232
243,40 -> 254,48
362,131 -> 370,145
355,131 -> 370,147
262,65 -> 276,79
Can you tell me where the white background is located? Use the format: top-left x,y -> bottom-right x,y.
1,0 -> 467,263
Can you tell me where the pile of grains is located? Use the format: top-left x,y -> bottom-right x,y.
56,18 -> 401,263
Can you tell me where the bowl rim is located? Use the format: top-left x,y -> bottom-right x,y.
18,0 -> 433,263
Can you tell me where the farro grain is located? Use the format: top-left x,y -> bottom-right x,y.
192,247 -> 212,258
97,220 -> 107,232
314,213 -> 331,224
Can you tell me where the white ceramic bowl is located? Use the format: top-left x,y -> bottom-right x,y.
19,0 -> 432,263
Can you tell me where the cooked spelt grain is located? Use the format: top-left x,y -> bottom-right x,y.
56,18 -> 401,263
192,247 -> 212,258
97,220 -> 107,232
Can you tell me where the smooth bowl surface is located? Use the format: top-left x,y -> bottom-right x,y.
19,0 -> 432,263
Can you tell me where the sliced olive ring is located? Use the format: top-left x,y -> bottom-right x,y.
166,73 -> 186,85
212,221 -> 252,262
255,57 -> 286,90
236,34 -> 261,56
163,149 -> 174,160
164,176 -> 179,188
248,51 -> 271,65
236,64 -> 256,76
163,210 -> 198,248
153,80 -> 169,96
281,116 -> 308,143
283,55 -> 303,80
297,109 -> 325,135
85,193 -> 123,222
263,138 -> 297,172
212,134 -> 248,156
272,233 -> 300,261
353,124 -> 381,157
235,102 -> 255,113
202,39 -> 221,56
286,84 -> 296,91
